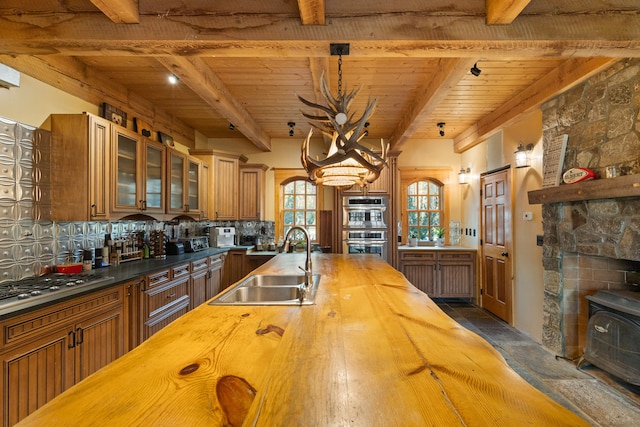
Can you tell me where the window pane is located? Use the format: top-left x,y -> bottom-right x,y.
307,226 -> 317,241
295,211 -> 305,225
418,181 -> 429,194
284,211 -> 294,225
284,182 -> 294,194
419,212 -> 429,226
430,212 -> 440,226
284,195 -> 294,209
306,195 -> 316,210
408,183 -> 417,195
429,196 -> 439,210
295,195 -> 305,209
306,182 -> 316,194
408,211 -> 418,226
306,211 -> 316,225
429,182 -> 438,194
407,195 -> 417,210
418,195 -> 429,210
419,228 -> 430,240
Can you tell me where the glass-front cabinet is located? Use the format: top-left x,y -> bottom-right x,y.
112,128 -> 166,215
166,149 -> 204,218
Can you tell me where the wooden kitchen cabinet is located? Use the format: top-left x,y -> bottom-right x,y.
190,257 -> 209,309
221,248 -> 247,290
190,149 -> 247,220
123,277 -> 144,351
239,164 -> 268,220
0,285 -> 125,426
111,127 -> 166,216
399,250 -> 476,298
207,253 -> 226,299
47,113 -> 111,221
141,265 -> 190,341
166,149 -> 205,219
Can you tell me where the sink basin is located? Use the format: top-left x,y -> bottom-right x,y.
209,274 -> 321,306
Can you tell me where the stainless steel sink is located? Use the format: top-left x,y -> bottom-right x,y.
209,274 -> 321,306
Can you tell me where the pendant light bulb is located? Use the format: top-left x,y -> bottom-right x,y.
335,112 -> 347,125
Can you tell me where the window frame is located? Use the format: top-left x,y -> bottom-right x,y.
399,168 -> 452,245
273,169 -> 323,244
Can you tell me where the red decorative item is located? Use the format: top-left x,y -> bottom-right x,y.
562,167 -> 596,184
56,263 -> 83,274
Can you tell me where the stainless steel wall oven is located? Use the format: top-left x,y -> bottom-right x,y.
342,196 -> 388,262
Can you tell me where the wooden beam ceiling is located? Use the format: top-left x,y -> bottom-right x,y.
297,0 -> 325,25
156,56 -> 271,151
485,0 -> 531,25
453,57 -> 619,152
389,58 -> 479,152
89,0 -> 139,24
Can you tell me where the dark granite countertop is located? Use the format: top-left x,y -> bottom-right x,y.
0,247 -> 231,320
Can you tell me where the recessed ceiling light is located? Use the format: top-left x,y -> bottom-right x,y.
168,74 -> 179,84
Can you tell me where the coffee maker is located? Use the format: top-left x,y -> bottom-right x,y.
211,227 -> 235,247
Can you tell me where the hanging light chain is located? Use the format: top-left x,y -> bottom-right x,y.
337,54 -> 343,97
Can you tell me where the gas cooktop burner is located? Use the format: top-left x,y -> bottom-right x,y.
0,273 -> 114,309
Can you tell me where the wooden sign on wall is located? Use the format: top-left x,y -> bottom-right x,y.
543,134 -> 568,187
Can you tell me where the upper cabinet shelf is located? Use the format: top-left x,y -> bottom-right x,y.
528,174 -> 640,204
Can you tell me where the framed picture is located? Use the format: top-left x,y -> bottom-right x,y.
543,134 -> 568,187
99,103 -> 127,128
133,117 -> 153,139
158,131 -> 174,147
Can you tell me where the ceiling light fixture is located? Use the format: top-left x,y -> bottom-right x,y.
168,74 -> 179,84
298,43 -> 388,187
288,122 -> 296,137
470,63 -> 482,77
514,143 -> 534,168
438,122 -> 446,137
229,123 -> 235,131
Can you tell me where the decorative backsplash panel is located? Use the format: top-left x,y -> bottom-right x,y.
0,115 -> 275,284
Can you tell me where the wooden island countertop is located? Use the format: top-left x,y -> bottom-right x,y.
17,254 -> 588,426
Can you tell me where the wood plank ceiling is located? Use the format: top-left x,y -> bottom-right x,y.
0,1 -> 638,153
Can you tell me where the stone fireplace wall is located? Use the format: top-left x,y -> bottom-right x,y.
540,58 -> 640,358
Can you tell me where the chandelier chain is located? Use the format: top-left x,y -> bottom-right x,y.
337,54 -> 343,97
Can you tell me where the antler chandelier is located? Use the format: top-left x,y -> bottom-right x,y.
298,43 -> 388,187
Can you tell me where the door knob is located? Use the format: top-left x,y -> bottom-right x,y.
501,252 -> 509,257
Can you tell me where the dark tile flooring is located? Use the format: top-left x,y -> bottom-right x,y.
434,300 -> 640,427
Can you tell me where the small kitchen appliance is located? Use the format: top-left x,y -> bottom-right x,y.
178,236 -> 210,252
212,227 -> 236,247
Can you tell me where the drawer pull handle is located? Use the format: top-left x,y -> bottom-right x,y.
167,293 -> 177,299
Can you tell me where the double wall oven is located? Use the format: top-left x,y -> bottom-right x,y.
342,195 -> 388,261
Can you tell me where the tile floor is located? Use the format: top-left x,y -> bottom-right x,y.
434,300 -> 640,427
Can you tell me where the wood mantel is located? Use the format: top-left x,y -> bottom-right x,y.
528,174 -> 640,204
16,254 -> 589,426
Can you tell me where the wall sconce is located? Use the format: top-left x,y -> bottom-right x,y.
288,122 -> 295,137
437,122 -> 446,137
514,143 -> 534,168
458,167 -> 471,184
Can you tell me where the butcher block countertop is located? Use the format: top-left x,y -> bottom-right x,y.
17,254 -> 587,426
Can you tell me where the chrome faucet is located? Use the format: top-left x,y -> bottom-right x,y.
284,226 -> 313,297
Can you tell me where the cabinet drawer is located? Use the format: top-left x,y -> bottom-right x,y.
400,251 -> 437,261
171,262 -> 191,279
439,252 -> 474,261
191,258 -> 209,273
146,269 -> 171,289
209,255 -> 224,271
144,278 -> 189,319
1,286 -> 123,348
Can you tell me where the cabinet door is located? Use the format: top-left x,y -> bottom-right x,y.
222,250 -> 246,290
142,140 -> 166,214
112,127 -> 142,212
88,115 -> 111,220
74,306 -> 126,383
207,254 -> 225,299
190,258 -> 209,309
123,278 -> 143,351
200,162 -> 210,219
437,252 -> 475,298
167,150 -> 186,215
399,251 -> 437,296
239,166 -> 266,220
0,329 -> 75,426
187,158 -> 201,216
213,156 -> 239,220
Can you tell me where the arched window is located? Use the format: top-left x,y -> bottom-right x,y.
281,178 -> 317,241
406,179 -> 444,241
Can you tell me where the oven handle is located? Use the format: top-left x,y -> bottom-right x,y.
344,241 -> 387,245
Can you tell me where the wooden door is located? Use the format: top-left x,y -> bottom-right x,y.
481,169 -> 513,322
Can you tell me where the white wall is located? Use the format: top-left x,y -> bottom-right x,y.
0,73 -> 97,128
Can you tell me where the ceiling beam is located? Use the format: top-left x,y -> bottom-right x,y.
2,14 -> 640,57
485,0 -> 531,25
453,57 -> 619,153
297,0 -> 325,25
389,58 -> 479,152
89,0 -> 139,24
156,56 -> 271,152
0,54 -> 195,144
